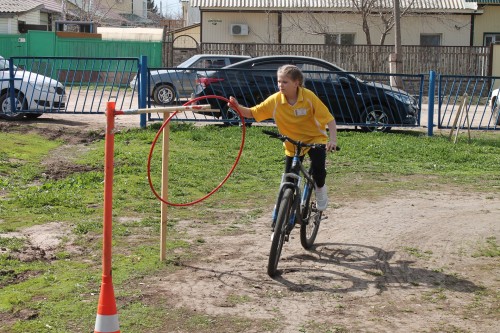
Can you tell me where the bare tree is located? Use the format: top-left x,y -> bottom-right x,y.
283,0 -> 416,46
61,0 -> 123,25
81,0 -> 120,24
351,0 -> 416,45
350,0 -> 378,45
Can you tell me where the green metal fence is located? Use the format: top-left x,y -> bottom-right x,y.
0,35 -> 28,57
0,31 -> 162,67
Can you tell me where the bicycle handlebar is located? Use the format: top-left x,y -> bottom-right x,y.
262,130 -> 340,151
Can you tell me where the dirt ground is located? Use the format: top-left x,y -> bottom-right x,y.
2,114 -> 499,333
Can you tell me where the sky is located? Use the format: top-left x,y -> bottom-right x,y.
153,0 -> 182,16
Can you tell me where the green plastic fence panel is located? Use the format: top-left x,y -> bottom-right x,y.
1,32 -> 161,67
0,34 -> 28,57
55,37 -> 162,67
27,31 -> 56,56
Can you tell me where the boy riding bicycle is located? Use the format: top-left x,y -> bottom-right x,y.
228,64 -> 338,211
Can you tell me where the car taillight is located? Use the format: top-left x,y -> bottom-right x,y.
196,77 -> 224,88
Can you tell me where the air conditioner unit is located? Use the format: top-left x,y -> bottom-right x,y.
230,24 -> 249,36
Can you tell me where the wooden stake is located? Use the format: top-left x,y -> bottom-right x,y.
449,94 -> 467,142
160,112 -> 170,261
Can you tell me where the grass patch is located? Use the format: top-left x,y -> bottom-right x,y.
473,237 -> 500,257
0,123 -> 499,332
402,246 -> 433,259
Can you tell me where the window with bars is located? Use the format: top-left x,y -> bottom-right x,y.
420,34 -> 442,46
325,33 -> 355,45
484,33 -> 500,46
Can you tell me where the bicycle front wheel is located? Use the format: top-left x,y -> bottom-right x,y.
300,181 -> 322,249
268,188 -> 294,277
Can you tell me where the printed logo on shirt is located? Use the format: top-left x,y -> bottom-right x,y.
294,108 -> 307,116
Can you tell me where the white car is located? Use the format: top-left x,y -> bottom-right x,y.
491,87 -> 499,109
492,87 -> 500,125
0,56 -> 67,120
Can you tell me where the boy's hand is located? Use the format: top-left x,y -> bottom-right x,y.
326,141 -> 337,152
228,96 -> 239,108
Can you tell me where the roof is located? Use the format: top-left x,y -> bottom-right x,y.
190,0 -> 477,11
97,27 -> 164,41
0,0 -> 62,14
170,23 -> 201,34
465,0 -> 500,3
35,0 -> 64,13
0,0 -> 43,13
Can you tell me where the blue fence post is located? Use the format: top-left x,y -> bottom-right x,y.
427,70 -> 436,137
139,55 -> 148,128
8,57 -> 16,114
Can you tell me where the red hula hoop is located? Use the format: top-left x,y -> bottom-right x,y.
147,95 -> 246,207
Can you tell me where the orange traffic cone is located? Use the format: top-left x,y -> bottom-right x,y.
94,275 -> 120,333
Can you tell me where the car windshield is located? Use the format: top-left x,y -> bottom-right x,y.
177,57 -> 198,68
178,57 -> 229,69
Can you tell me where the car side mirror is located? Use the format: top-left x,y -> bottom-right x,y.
338,76 -> 350,88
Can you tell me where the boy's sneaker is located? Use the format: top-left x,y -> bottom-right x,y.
315,186 -> 328,211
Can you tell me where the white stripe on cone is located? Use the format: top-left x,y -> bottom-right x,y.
94,314 -> 120,333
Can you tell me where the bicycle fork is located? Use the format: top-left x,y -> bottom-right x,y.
271,173 -> 302,237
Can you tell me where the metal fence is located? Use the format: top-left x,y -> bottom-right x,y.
2,56 -> 499,132
0,57 -> 139,119
0,31 -> 163,67
437,75 -> 500,130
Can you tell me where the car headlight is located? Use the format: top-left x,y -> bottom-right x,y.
30,81 -> 57,93
385,91 -> 415,105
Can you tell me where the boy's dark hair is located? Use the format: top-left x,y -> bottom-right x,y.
277,65 -> 304,87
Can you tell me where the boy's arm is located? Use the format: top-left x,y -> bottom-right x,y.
326,118 -> 338,152
228,96 -> 254,119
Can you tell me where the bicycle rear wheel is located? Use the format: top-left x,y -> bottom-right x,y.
268,188 -> 294,277
300,180 -> 322,249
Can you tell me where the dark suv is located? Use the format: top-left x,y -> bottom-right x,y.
194,55 -> 419,131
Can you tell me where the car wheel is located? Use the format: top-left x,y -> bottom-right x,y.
491,96 -> 497,109
153,84 -> 176,105
0,92 -> 27,120
221,105 -> 252,127
360,105 -> 392,133
222,105 -> 242,126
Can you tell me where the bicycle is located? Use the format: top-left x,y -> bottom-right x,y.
263,130 -> 339,277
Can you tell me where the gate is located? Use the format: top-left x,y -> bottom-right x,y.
164,35 -> 200,67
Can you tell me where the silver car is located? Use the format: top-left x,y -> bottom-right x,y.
0,56 -> 67,120
130,54 -> 250,105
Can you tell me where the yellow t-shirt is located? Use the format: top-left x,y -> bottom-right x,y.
250,87 -> 334,156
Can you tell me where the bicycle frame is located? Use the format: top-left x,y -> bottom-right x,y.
272,149 -> 317,228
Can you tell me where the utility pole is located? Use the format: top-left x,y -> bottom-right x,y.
390,0 -> 403,88
61,0 -> 67,21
